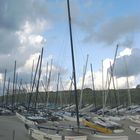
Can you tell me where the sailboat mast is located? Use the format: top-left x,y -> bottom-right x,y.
90,64 -> 96,107
102,60 -> 105,116
55,72 -> 60,111
6,78 -> 10,107
2,69 -> 7,107
67,0 -> 79,128
12,61 -> 16,112
79,54 -> 89,109
30,60 -> 34,91
46,59 -> 53,107
109,61 -> 118,106
105,45 -> 119,107
124,56 -> 131,106
27,55 -> 40,111
35,48 -> 43,110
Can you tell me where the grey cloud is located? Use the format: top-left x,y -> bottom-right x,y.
119,36 -> 134,48
84,15 -> 140,45
110,48 -> 140,77
0,0 -> 67,94
0,29 -> 19,54
0,0 -> 49,30
0,0 -> 50,72
69,0 -> 104,33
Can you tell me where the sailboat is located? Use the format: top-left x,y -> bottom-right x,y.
24,0 -> 87,139
129,125 -> 140,135
81,46 -> 128,139
24,0 -> 129,139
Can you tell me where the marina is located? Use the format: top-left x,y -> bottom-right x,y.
0,0 -> 140,140
0,113 -> 140,140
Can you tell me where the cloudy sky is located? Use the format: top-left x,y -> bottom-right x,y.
0,0 -> 140,94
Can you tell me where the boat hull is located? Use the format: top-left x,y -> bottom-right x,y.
88,134 -> 128,140
28,128 -> 87,140
82,119 -> 112,134
129,126 -> 140,135
16,112 -> 36,125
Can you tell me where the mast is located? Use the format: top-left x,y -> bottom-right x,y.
45,62 -> 49,89
2,69 -> 7,107
30,60 -> 34,91
109,61 -> 118,107
69,76 -> 73,110
35,48 -> 43,110
6,78 -> 10,107
41,80 -> 47,103
12,61 -> 16,112
102,60 -> 105,116
115,77 -> 120,106
105,45 -> 119,107
15,73 -> 18,106
79,54 -> 89,109
17,79 -> 22,105
55,73 -> 60,111
27,55 -> 40,111
60,77 -> 65,107
46,59 -> 53,107
124,56 -> 131,106
90,63 -> 96,107
67,0 -> 79,128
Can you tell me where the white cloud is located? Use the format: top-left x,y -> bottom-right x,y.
16,20 -> 47,51
119,48 -> 132,57
76,48 -> 137,90
17,53 -> 40,73
115,76 -> 135,89
0,74 -> 3,81
76,69 -> 135,90
0,0 -> 52,71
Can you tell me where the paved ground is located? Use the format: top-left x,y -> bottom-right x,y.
0,115 -> 31,140
119,119 -> 140,140
0,115 -> 139,140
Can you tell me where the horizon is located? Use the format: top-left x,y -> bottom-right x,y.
0,0 -> 140,94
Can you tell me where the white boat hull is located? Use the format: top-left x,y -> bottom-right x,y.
129,126 -> 140,135
28,128 -> 87,140
105,116 -> 125,122
89,134 -> 128,140
63,115 -> 83,122
128,115 -> 140,124
16,112 -> 36,125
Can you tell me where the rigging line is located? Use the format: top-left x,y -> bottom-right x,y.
55,22 -> 69,71
73,23 -> 86,64
109,61 -> 118,107
35,48 -> 43,110
27,55 -> 40,111
105,44 -> 119,106
124,56 -> 132,106
79,54 -> 89,109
